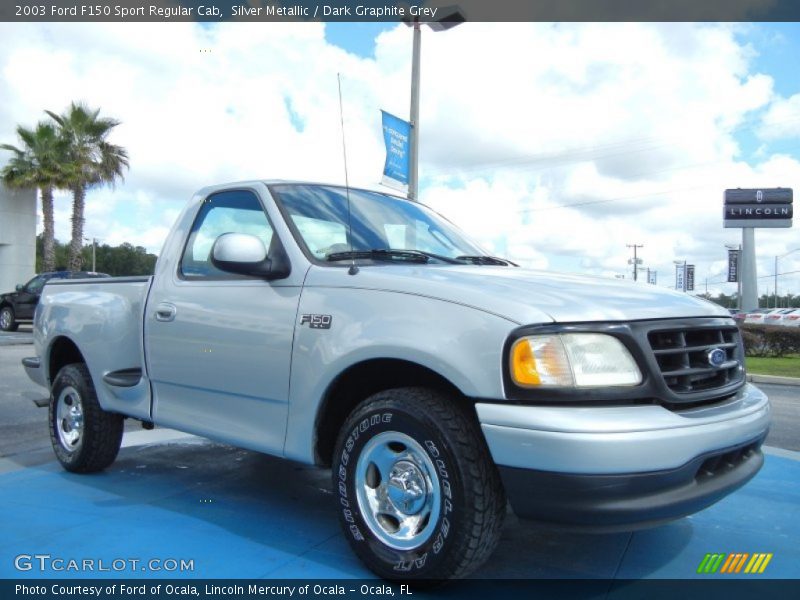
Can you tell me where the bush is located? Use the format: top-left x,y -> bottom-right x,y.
740,324 -> 800,357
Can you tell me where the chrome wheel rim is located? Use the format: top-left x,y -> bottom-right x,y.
355,431 -> 441,550
0,309 -> 10,329
55,386 -> 84,452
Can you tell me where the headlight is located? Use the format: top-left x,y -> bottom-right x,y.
510,333 -> 642,388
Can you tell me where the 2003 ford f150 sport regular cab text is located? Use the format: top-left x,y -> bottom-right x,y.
23,181 -> 770,581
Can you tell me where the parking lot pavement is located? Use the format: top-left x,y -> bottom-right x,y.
0,325 -> 33,346
0,436 -> 797,581
1,340 -> 798,584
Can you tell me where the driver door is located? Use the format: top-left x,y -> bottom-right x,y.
145,189 -> 300,455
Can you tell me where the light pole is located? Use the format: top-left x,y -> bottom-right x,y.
83,237 -> 98,272
406,6 -> 465,201
775,247 -> 800,308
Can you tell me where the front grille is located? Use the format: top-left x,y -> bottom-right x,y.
648,325 -> 743,394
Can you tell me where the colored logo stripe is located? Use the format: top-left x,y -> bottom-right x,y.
697,554 -> 725,574
745,553 -> 773,574
698,553 -> 772,574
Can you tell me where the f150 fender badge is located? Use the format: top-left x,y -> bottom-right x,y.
301,314 -> 333,329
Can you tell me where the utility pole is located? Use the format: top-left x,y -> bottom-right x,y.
774,255 -> 778,309
627,244 -> 643,282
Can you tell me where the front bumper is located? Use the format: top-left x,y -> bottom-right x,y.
477,383 -> 770,528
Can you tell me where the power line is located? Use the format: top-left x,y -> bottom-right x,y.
704,269 -> 800,286
425,112 -> 800,180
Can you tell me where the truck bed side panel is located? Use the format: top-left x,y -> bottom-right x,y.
38,277 -> 153,420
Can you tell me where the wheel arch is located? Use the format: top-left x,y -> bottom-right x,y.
313,358 -> 475,468
47,336 -> 86,386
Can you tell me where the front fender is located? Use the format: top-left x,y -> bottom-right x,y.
283,286 -> 518,463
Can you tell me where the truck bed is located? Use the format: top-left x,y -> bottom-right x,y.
36,276 -> 153,420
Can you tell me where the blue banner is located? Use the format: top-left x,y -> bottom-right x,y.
380,110 -> 411,192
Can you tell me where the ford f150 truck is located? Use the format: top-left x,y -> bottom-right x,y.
23,181 -> 770,581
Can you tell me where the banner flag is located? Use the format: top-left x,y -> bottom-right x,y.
728,249 -> 739,283
380,110 -> 411,192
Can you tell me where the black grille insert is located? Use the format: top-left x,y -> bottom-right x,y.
696,440 -> 761,482
648,326 -> 743,394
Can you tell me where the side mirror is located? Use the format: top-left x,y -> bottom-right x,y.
15,284 -> 23,291
210,233 -> 290,280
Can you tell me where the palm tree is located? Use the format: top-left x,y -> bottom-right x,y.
1,122 -> 67,272
47,102 -> 129,271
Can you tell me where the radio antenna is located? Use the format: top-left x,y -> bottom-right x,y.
337,73 -> 358,276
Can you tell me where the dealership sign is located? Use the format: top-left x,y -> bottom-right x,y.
723,188 -> 793,228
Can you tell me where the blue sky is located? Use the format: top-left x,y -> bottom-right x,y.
325,22 -> 395,58
734,23 -> 800,162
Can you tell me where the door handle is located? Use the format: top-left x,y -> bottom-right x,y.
155,302 -> 177,322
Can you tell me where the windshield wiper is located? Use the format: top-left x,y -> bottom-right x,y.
455,255 -> 518,266
327,249 -> 430,263
326,249 -> 466,264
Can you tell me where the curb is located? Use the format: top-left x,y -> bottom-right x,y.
748,373 -> 800,387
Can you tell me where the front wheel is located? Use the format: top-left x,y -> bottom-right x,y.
332,388 -> 506,582
0,306 -> 18,332
49,363 -> 124,473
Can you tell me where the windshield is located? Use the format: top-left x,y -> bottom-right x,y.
270,184 -> 486,263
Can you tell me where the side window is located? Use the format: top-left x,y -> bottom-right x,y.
181,190 -> 274,278
26,275 -> 47,293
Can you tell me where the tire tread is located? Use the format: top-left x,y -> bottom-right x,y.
334,387 -> 506,581
50,363 -> 123,473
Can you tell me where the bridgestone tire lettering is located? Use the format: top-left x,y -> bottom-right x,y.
331,388 -> 506,582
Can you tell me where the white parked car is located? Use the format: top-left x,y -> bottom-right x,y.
763,308 -> 797,326
744,309 -> 772,324
777,308 -> 800,327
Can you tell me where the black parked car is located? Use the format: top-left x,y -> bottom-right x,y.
0,271 -> 110,331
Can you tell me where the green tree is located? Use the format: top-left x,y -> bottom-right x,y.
1,122 -> 67,272
36,235 -> 157,276
47,102 -> 129,271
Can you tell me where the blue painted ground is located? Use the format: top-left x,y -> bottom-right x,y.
0,439 -> 797,580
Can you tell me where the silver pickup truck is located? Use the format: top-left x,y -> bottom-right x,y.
23,181 -> 770,580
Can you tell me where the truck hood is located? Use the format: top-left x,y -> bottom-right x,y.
305,264 -> 729,325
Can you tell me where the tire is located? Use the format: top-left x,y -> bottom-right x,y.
49,363 -> 124,473
332,387 -> 506,582
0,305 -> 18,332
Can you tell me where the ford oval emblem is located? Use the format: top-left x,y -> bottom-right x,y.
708,348 -> 727,367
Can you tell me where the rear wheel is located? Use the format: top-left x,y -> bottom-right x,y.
332,387 -> 506,582
49,363 -> 123,473
0,306 -> 18,332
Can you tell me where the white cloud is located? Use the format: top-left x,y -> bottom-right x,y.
1,21 -> 798,297
759,92 -> 800,140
